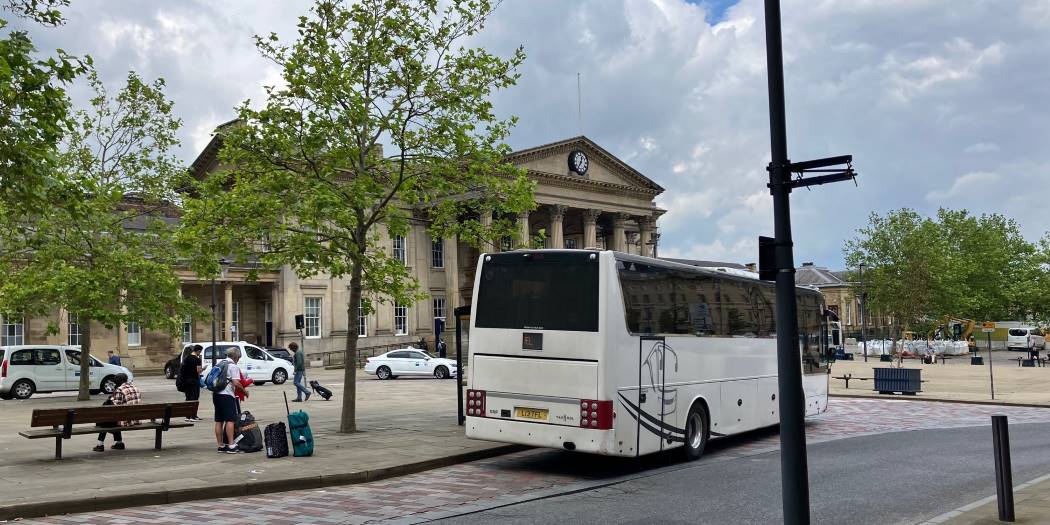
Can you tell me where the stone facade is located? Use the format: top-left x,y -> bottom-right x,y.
1,136 -> 666,370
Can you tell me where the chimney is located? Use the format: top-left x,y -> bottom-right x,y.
802,262 -> 814,267
745,262 -> 757,272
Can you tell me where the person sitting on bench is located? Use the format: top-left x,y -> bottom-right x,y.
94,373 -> 140,452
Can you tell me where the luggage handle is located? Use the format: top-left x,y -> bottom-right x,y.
283,391 -> 290,416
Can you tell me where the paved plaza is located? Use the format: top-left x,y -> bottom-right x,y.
20,397 -> 1050,525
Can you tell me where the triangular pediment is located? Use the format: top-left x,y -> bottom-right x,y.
505,136 -> 664,194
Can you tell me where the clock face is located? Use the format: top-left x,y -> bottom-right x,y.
568,150 -> 589,176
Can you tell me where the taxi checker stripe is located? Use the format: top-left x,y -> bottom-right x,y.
617,392 -> 685,437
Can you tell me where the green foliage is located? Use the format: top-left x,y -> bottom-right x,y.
178,0 -> 533,432
844,208 -> 1049,331
0,71 -> 194,399
0,0 -> 88,215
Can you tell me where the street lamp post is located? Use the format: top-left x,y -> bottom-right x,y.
210,258 -> 231,366
860,263 -> 867,362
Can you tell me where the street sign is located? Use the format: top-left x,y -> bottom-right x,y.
982,322 -> 996,333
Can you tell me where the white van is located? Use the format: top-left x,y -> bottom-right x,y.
0,345 -> 134,399
196,341 -> 292,385
1007,327 -> 1046,351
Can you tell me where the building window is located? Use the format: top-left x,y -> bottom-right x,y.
393,234 -> 407,265
565,238 -> 578,249
394,302 -> 408,335
357,299 -> 367,338
219,302 -> 240,340
500,236 -> 512,252
182,315 -> 192,342
433,297 -> 446,322
304,297 -> 322,338
1,316 -> 24,346
127,321 -> 141,347
846,303 -> 852,325
431,239 -> 444,268
68,314 -> 81,346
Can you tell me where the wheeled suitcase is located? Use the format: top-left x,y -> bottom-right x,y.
264,422 -> 289,458
283,392 -> 314,457
235,411 -> 264,453
309,380 -> 333,401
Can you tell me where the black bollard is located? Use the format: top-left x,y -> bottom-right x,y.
992,415 -> 1015,522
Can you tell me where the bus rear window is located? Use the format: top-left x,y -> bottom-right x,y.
475,252 -> 599,332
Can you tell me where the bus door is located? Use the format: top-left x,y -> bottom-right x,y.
633,336 -> 680,455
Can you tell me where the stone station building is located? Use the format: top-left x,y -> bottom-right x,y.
0,136 -> 666,370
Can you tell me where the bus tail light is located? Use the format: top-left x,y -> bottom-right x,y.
466,389 -> 486,417
579,399 -> 613,430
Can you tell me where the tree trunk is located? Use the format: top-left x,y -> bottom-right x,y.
77,317 -> 92,401
339,262 -> 363,433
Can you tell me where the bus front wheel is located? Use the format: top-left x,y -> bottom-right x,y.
683,404 -> 710,461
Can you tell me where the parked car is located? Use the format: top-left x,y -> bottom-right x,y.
0,345 -> 134,400
364,348 -> 458,380
196,341 -> 293,385
265,346 -> 292,361
1007,327 -> 1046,351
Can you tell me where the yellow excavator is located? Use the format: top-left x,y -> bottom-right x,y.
927,316 -> 977,349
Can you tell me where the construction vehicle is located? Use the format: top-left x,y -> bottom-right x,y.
926,316 -> 977,349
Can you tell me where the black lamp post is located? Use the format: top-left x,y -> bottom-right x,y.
210,258 -> 231,366
860,263 -> 867,362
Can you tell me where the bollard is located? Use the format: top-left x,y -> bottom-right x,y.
991,415 -> 1015,522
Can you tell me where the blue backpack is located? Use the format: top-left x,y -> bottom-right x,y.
204,360 -> 230,392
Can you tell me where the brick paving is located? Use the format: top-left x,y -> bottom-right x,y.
25,398 -> 1050,525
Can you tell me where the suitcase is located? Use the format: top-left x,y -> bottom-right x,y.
235,411 -> 264,453
309,380 -> 333,401
264,422 -> 289,458
284,392 -> 314,457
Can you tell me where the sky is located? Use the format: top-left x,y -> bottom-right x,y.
11,0 -> 1050,270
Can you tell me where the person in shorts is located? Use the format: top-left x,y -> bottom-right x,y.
213,347 -> 248,453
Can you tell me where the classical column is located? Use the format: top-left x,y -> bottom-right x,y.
224,282 -> 234,341
517,210 -> 530,248
548,205 -> 567,249
480,209 -> 494,253
612,213 -> 629,252
444,236 -> 459,312
639,216 -> 655,257
583,209 -> 601,249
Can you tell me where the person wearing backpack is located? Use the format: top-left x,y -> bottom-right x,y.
210,347 -> 248,453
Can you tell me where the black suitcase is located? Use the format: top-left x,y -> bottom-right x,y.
264,422 -> 289,458
309,380 -> 333,401
235,411 -> 263,453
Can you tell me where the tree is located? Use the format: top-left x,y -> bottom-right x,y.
0,71 -> 194,400
178,0 -> 534,433
0,0 -> 88,213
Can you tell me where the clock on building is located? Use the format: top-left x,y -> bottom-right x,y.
568,150 -> 589,176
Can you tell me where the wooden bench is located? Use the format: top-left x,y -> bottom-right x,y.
19,401 -> 199,459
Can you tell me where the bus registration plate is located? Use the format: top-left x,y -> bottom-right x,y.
514,407 -> 549,421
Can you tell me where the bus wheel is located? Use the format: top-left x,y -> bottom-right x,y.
683,404 -> 709,461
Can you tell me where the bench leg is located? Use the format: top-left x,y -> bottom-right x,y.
155,428 -> 162,450
55,437 -> 62,460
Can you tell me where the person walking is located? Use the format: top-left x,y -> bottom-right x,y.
107,351 -> 121,366
213,347 -> 248,454
180,345 -> 204,422
93,373 -> 139,452
290,342 -> 311,402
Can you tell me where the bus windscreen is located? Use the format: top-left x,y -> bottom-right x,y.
475,252 -> 599,332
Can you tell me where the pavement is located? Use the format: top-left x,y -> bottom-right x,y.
830,348 -> 1050,406
930,474 -> 1050,525
18,397 -> 1050,524
0,368 -> 511,521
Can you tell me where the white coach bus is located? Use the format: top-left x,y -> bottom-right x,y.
464,250 -> 830,460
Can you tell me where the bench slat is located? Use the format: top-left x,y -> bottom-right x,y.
19,421 -> 196,439
29,402 -> 199,427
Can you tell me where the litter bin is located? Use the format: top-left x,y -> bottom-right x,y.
970,356 -> 984,365
879,354 -> 893,362
874,368 -> 921,395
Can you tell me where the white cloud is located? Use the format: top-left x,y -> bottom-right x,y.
965,142 -> 1000,154
926,171 -> 1000,202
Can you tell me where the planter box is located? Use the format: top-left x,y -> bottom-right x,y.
874,367 -> 921,395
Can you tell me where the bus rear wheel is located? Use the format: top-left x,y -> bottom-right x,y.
683,404 -> 709,461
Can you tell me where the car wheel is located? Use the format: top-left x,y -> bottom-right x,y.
376,366 -> 392,380
164,364 -> 176,380
100,376 -> 118,395
11,379 -> 35,400
272,369 -> 288,385
434,366 -> 449,380
683,403 -> 710,461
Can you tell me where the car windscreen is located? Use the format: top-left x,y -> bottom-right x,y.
475,252 -> 599,332
1009,329 -> 1029,337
